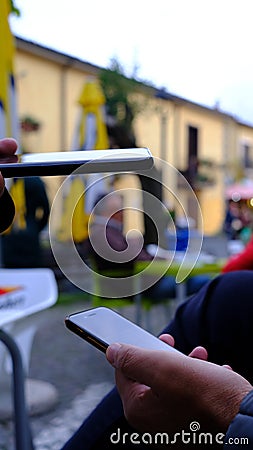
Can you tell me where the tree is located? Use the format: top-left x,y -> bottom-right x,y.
99,59 -> 166,246
99,58 -> 147,148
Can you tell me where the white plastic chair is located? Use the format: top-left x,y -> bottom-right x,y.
0,268 -> 58,450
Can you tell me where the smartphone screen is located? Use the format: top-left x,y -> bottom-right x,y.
0,148 -> 153,178
65,307 -> 179,354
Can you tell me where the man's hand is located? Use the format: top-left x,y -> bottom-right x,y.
0,138 -> 18,195
106,341 -> 252,434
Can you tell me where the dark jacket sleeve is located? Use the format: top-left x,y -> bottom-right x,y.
224,390 -> 253,447
0,188 -> 15,233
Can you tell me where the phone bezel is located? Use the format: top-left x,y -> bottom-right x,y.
65,316 -> 108,353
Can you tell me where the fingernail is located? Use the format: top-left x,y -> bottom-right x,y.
106,343 -> 122,367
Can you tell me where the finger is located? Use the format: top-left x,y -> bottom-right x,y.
223,364 -> 233,371
106,343 -> 186,389
189,346 -> 208,360
158,334 -> 175,347
0,138 -> 18,155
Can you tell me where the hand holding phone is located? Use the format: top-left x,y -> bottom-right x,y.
65,307 -> 180,354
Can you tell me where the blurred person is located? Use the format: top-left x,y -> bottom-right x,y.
223,199 -> 252,242
223,199 -> 243,240
1,174 -> 50,268
222,200 -> 253,272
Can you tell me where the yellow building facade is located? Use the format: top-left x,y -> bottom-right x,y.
14,37 -> 253,236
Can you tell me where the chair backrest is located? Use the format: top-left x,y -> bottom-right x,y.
0,268 -> 58,374
0,268 -> 58,327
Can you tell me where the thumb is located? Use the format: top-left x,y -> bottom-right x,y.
106,343 -> 123,367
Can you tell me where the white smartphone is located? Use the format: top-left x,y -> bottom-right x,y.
65,306 -> 180,354
0,147 -> 153,178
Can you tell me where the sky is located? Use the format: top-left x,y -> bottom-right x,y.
10,0 -> 253,125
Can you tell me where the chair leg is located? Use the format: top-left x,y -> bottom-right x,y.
163,300 -> 173,321
0,330 -> 34,450
144,309 -> 152,331
134,293 -> 142,325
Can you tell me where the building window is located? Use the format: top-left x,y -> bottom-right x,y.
242,143 -> 253,168
187,126 -> 199,184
